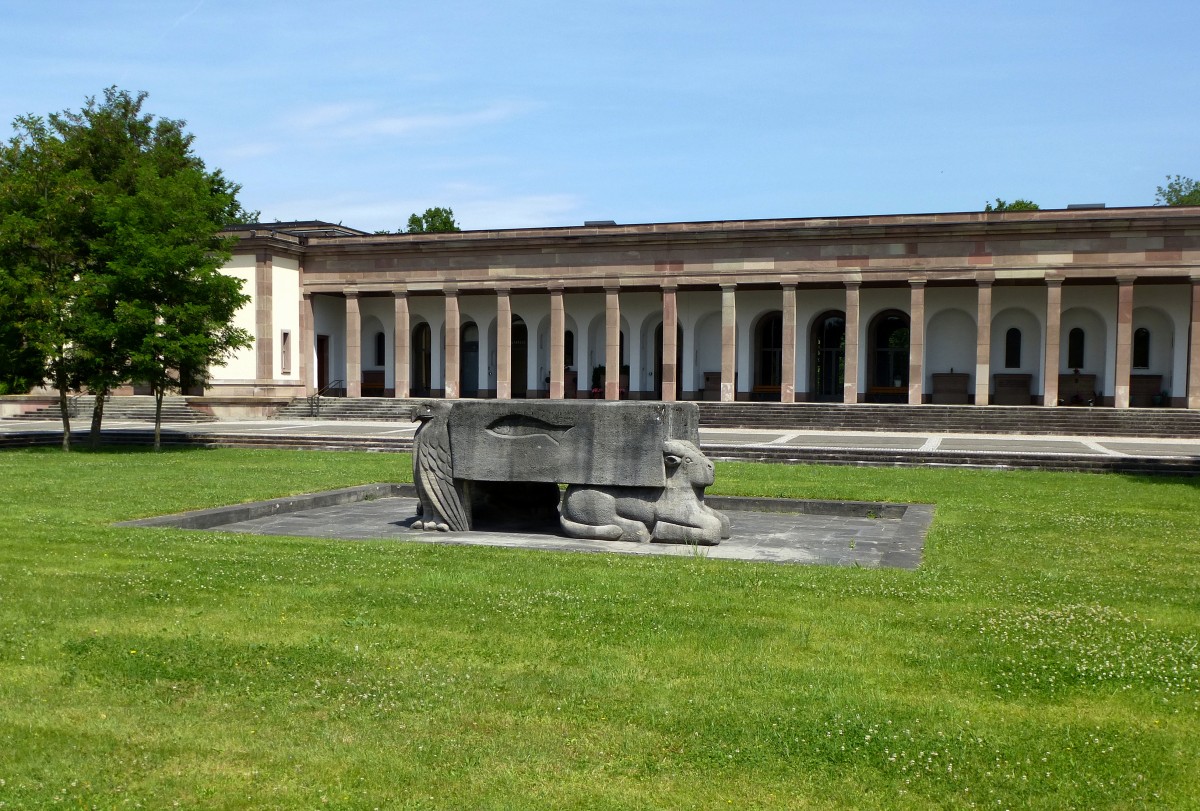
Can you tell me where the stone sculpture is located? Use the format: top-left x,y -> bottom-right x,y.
410,400 -> 729,545
558,438 -> 731,544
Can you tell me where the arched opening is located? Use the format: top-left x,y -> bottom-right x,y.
461,322 -> 479,397
810,310 -> 845,402
754,311 -> 783,397
652,323 -> 684,400
512,316 -> 528,397
1005,328 -> 1022,369
411,322 -> 432,397
1067,327 -> 1085,371
868,309 -> 909,402
1133,327 -> 1150,369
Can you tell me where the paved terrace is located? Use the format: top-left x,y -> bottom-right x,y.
3,416 -> 1200,474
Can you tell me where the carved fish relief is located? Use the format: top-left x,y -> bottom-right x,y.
485,415 -> 575,444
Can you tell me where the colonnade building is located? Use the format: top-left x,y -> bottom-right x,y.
209,206 -> 1200,411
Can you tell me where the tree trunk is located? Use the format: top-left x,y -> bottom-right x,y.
88,390 -> 107,450
55,369 -> 71,452
154,387 -> 164,451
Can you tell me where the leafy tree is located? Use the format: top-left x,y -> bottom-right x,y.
405,206 -> 460,233
0,113 -> 93,449
984,198 -> 1040,212
0,88 -> 254,449
1155,175 -> 1200,206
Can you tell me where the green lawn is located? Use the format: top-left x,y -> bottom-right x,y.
1,448 -> 1197,809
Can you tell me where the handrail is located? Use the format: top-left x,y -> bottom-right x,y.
308,380 -> 345,417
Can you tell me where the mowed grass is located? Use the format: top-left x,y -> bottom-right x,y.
0,448 -> 1197,810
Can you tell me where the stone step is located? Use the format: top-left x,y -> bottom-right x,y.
4,427 -> 1196,475
270,397 -> 1200,438
10,395 -> 216,423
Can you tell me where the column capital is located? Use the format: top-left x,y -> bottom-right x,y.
494,287 -> 510,297
1045,278 -> 1064,289
1116,274 -> 1137,286
976,278 -> 994,289
909,279 -> 927,290
661,282 -> 678,293
719,282 -> 737,291
844,280 -> 861,291
344,288 -> 360,300
392,285 -> 408,298
603,284 -> 621,294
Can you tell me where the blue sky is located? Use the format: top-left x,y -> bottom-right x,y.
2,1 -> 1197,231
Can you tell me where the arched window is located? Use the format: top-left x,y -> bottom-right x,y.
870,311 -> 909,389
810,311 -> 846,401
1004,328 -> 1022,369
755,312 -> 784,387
1067,328 -> 1085,370
374,331 -> 386,367
1133,328 -> 1150,369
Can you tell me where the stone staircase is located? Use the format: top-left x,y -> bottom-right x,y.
9,395 -> 216,423
696,402 -> 1200,438
271,397 -> 1200,439
274,396 -> 426,421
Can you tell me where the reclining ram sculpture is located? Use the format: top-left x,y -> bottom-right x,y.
411,400 -> 729,545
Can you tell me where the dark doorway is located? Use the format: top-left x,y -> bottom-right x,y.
512,317 -> 528,397
753,311 -> 783,399
462,322 -> 479,397
316,334 -> 330,392
653,323 -> 684,400
810,311 -> 845,401
411,323 -> 432,396
867,309 -> 909,402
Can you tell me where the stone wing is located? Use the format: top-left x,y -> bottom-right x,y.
416,422 -> 469,532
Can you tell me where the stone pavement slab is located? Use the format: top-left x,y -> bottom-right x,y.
1099,441 -> 1200,457
783,435 -> 928,449
937,437 -> 1095,454
122,488 -> 930,570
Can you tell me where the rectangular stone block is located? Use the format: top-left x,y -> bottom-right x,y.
448,401 -> 699,487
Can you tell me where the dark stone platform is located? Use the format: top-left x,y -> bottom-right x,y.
118,485 -> 930,569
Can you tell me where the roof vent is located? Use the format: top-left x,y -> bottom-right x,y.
1066,203 -> 1106,210
584,220 -> 617,226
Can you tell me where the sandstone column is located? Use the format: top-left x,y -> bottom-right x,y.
300,292 -> 314,396
550,287 -> 566,399
1189,277 -> 1200,409
662,284 -> 678,402
975,279 -> 993,405
255,252 -> 274,385
781,282 -> 797,403
605,287 -> 621,400
496,289 -> 511,400
393,291 -> 410,399
844,282 -> 861,404
345,290 -> 361,398
908,280 -> 926,405
444,289 -> 460,399
721,284 -> 737,402
1043,279 -> 1063,407
1114,277 -> 1135,409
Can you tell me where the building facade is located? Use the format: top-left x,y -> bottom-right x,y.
209,207 -> 1200,410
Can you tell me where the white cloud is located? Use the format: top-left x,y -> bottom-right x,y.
281,100 -> 528,142
284,102 -> 366,132
220,141 -> 279,160
355,102 -> 525,138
